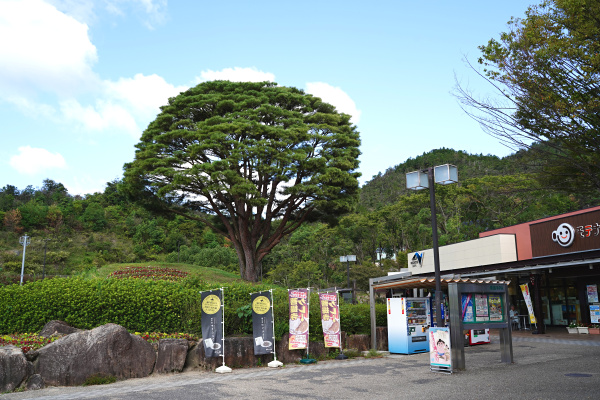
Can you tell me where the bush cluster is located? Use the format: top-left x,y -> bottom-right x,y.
0,278 -> 386,338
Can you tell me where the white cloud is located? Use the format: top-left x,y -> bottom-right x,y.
64,176 -> 109,196
4,96 -> 57,120
59,99 -> 140,137
0,0 -> 98,97
305,82 -> 362,124
46,0 -> 96,25
9,146 -> 67,175
103,0 -> 167,29
105,73 -> 188,120
196,67 -> 276,83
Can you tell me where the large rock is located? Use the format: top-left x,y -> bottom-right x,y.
0,346 -> 30,392
34,323 -> 156,386
39,320 -> 79,338
26,374 -> 44,391
155,339 -> 189,374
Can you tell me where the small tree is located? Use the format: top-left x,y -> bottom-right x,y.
3,209 -> 23,234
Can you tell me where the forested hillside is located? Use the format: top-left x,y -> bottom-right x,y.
0,148 -> 594,290
358,148 -> 535,211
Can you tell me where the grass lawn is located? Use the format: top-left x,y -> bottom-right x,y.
80,262 -> 245,285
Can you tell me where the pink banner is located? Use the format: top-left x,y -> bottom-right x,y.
319,292 -> 341,348
288,289 -> 309,350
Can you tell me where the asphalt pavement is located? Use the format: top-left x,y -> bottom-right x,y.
2,328 -> 599,400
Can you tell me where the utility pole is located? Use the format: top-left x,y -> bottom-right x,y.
19,235 -> 31,285
43,238 -> 50,279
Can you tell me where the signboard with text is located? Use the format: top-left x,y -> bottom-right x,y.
319,292 -> 341,348
201,289 -> 223,358
530,209 -> 600,257
288,289 -> 309,350
461,293 -> 505,324
251,291 -> 274,355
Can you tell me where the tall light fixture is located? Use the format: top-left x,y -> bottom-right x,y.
19,235 -> 31,286
406,164 -> 458,327
339,255 -> 357,288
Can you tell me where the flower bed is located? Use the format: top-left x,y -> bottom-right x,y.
0,334 -> 57,353
133,332 -> 198,343
108,266 -> 189,281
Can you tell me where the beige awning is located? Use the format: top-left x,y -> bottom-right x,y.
372,276 -> 511,291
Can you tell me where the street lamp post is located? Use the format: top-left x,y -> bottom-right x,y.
19,235 -> 31,286
42,238 -> 51,279
406,164 -> 458,327
339,255 -> 356,288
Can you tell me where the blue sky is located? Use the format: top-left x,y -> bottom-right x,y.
0,0 -> 533,195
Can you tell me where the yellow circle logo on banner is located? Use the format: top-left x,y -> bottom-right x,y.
202,294 -> 221,314
252,295 -> 270,315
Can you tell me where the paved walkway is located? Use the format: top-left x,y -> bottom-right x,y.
501,326 -> 600,345
2,327 -> 599,400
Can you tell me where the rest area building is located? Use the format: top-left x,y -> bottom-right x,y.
402,206 -> 600,329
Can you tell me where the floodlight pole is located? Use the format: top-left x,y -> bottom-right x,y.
346,258 -> 350,288
427,167 -> 443,328
406,164 -> 457,328
19,235 -> 31,286
43,238 -> 50,279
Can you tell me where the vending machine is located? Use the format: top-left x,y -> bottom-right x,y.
429,292 -> 448,327
387,297 -> 430,354
466,329 -> 490,345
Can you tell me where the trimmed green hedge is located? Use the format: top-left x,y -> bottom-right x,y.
0,278 -> 387,338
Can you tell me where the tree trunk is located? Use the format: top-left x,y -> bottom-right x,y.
233,241 -> 261,282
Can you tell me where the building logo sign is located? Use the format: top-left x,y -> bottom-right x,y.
411,252 -> 424,267
551,223 -> 575,247
531,208 -> 600,258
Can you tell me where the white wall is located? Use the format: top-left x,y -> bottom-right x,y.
407,234 -> 517,275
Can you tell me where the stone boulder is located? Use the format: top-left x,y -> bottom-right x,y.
26,374 -> 44,391
0,345 -> 30,392
39,320 -> 80,338
34,323 -> 156,386
155,339 -> 189,374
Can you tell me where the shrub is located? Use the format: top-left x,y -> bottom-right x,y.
0,278 -> 386,339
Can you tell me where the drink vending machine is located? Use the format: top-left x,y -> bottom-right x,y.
387,297 -> 430,354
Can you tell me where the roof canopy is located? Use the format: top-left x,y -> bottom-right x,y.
371,276 -> 511,291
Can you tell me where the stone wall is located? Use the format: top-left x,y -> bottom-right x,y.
0,323 -> 389,392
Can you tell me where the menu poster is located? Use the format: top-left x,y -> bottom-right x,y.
429,327 -> 451,369
251,291 -> 274,356
590,305 -> 600,324
288,289 -> 309,350
488,295 -> 503,322
319,292 -> 341,348
475,294 -> 489,321
587,285 -> 599,303
200,289 -> 223,358
461,294 -> 474,322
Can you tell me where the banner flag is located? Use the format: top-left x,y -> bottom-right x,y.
251,291 -> 274,355
520,283 -> 537,324
319,292 -> 341,348
288,289 -> 309,350
201,289 -> 223,358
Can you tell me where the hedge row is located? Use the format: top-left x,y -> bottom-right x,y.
0,278 -> 386,338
